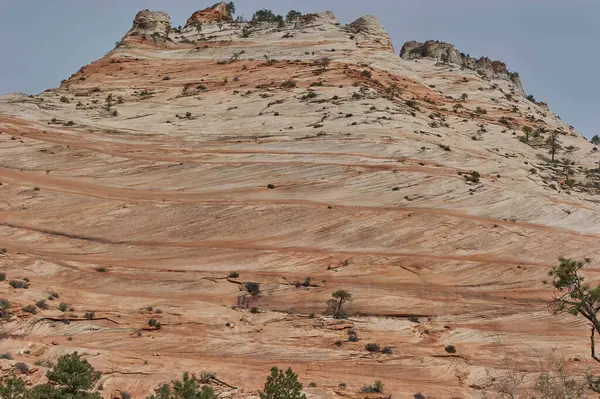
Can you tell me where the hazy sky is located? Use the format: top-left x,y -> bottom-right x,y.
1,1 -> 598,138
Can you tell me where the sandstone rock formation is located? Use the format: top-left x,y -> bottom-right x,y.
345,15 -> 394,51
128,9 -> 171,37
400,40 -> 523,92
185,2 -> 232,26
1,5 -> 599,399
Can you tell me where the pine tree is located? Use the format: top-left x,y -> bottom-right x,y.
259,367 -> 306,399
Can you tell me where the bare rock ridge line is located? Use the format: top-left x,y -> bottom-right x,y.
1,2 -> 599,398
400,39 -> 524,93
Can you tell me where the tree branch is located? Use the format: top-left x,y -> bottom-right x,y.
591,325 -> 600,363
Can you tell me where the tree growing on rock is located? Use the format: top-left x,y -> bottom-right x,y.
0,352 -> 102,398
331,289 -> 352,319
46,352 -> 101,396
259,367 -> 306,399
285,10 -> 302,22
591,135 -> 600,145
522,125 -> 532,143
549,257 -> 600,369
147,372 -> 216,399
546,130 -> 562,162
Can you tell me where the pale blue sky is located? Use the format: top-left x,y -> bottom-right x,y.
1,1 -> 598,138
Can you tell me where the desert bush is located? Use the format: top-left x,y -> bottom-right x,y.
464,170 -> 481,183
22,305 -> 37,314
0,353 -> 13,359
444,345 -> 456,353
281,80 -> 297,88
0,272 -> 5,281
361,70 -> 372,78
147,372 -> 216,399
361,380 -> 384,393
228,271 -> 239,278
382,346 -> 393,354
58,302 -> 68,312
148,318 -> 161,329
9,280 -> 29,289
14,362 -> 29,374
365,343 -> 380,352
85,312 -> 95,319
244,282 -> 261,295
60,96 -> 70,103
36,299 -> 49,310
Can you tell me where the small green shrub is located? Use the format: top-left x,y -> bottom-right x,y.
361,70 -> 372,78
9,280 -> 29,289
245,282 -> 261,295
58,302 -> 68,312
280,80 -> 297,88
0,272 -> 6,281
23,305 -> 37,314
365,343 -> 380,352
228,272 -> 239,278
445,345 -> 456,353
382,346 -> 393,354
36,299 -> 49,310
361,380 -> 384,393
85,312 -> 95,319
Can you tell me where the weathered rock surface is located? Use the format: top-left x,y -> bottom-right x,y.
185,2 -> 232,26
400,39 -> 524,92
0,5 -> 599,399
345,15 -> 394,51
128,10 -> 171,37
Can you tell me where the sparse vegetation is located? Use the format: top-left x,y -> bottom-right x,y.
332,289 -> 351,319
36,299 -> 49,310
464,170 -> 481,183
280,80 -> 297,89
285,10 -> 303,22
361,380 -> 384,393
252,9 -> 284,26
58,302 -> 68,312
591,135 -> 600,145
444,345 -> 456,353
546,130 -> 562,163
365,343 -> 380,352
9,280 -> 29,289
22,305 -> 37,314
244,282 -> 261,296
259,366 -> 306,399
228,272 -> 239,278
85,312 -> 95,319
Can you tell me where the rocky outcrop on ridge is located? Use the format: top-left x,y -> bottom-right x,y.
185,2 -> 232,26
401,39 -> 523,92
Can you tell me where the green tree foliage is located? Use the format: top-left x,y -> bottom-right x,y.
46,352 -> 101,395
259,367 -> 306,399
147,372 -> 215,399
252,9 -> 283,25
591,135 -> 600,145
285,10 -> 302,22
331,289 -> 352,318
0,353 -> 102,398
0,376 -> 27,399
226,2 -> 235,16
549,257 -> 600,363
